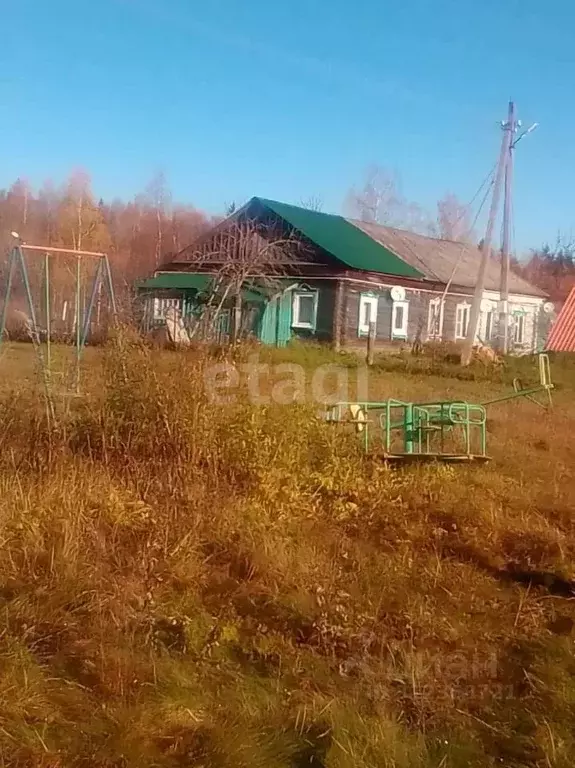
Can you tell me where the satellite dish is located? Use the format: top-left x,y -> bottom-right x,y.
543,302 -> 554,314
10,231 -> 20,239
390,286 -> 405,302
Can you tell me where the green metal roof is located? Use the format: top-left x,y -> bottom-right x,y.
136,272 -> 271,304
136,273 -> 213,291
254,198 -> 424,279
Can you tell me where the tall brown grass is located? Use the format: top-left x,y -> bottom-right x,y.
0,333 -> 575,767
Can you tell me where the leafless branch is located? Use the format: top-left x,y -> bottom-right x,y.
345,164 -> 433,234
299,195 -> 323,212
181,217 -> 307,339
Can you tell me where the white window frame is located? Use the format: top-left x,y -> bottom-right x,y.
391,300 -> 409,339
427,298 -> 444,339
455,302 -> 471,340
292,291 -> 318,330
358,293 -> 379,336
484,310 -> 495,341
513,312 -> 526,345
152,296 -> 181,321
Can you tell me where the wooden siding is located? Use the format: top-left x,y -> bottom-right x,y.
139,273 -> 547,351
337,282 -> 506,349
341,282 -> 435,346
315,281 -> 336,342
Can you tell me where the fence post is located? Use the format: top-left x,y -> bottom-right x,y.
231,291 -> 242,344
366,321 -> 376,366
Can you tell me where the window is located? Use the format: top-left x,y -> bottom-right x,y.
455,303 -> 470,339
427,298 -> 444,339
358,294 -> 378,336
391,300 -> 409,338
292,291 -> 317,329
513,312 -> 526,345
484,311 -> 494,341
153,297 -> 181,320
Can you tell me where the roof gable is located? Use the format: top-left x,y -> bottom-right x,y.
164,197 -> 545,298
253,198 -> 424,279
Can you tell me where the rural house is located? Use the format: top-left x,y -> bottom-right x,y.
137,197 -> 552,351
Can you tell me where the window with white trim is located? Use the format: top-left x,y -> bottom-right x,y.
455,303 -> 470,339
513,312 -> 526,344
484,310 -> 495,341
292,291 -> 318,329
358,294 -> 378,336
153,297 -> 181,320
391,300 -> 409,339
427,298 -> 444,339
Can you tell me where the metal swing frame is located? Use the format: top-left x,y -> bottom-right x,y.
0,243 -> 117,406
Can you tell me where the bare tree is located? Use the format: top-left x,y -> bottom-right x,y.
437,192 -> 473,242
182,217 -> 304,341
57,169 -> 110,252
345,164 -> 432,234
6,178 -> 31,231
299,195 -> 323,212
145,171 -> 172,267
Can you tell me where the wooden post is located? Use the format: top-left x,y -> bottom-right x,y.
461,101 -> 513,366
333,280 -> 344,351
231,291 -> 242,344
366,320 -> 376,365
499,102 -> 516,354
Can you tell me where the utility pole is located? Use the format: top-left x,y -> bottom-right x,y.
498,102 -> 516,354
497,109 -> 538,353
461,101 -> 514,366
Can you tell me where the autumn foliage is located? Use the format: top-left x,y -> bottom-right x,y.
514,240 -> 575,303
0,170 -> 212,292
1,167 -> 574,314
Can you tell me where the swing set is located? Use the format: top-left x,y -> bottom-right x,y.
0,239 -> 117,409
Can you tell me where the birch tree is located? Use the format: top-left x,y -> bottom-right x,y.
437,193 -> 473,242
346,164 -> 433,234
57,169 -> 110,252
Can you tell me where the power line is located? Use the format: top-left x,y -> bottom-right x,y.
433,162 -> 497,238
466,163 -> 498,215
437,174 -> 495,297
427,177 -> 496,336
393,161 -> 498,291
470,177 -> 495,233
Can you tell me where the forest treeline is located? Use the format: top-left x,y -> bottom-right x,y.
0,170 -> 212,297
0,168 -> 573,307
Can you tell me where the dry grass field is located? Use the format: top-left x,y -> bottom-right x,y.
0,334 -> 574,767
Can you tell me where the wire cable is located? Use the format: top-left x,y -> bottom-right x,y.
389,163 -> 498,286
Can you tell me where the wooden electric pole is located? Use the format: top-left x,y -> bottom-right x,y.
461,101 -> 515,366
498,102 -> 516,354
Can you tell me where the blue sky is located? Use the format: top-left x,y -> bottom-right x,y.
0,0 -> 573,252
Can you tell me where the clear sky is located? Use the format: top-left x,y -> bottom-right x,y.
1,0 -> 573,252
